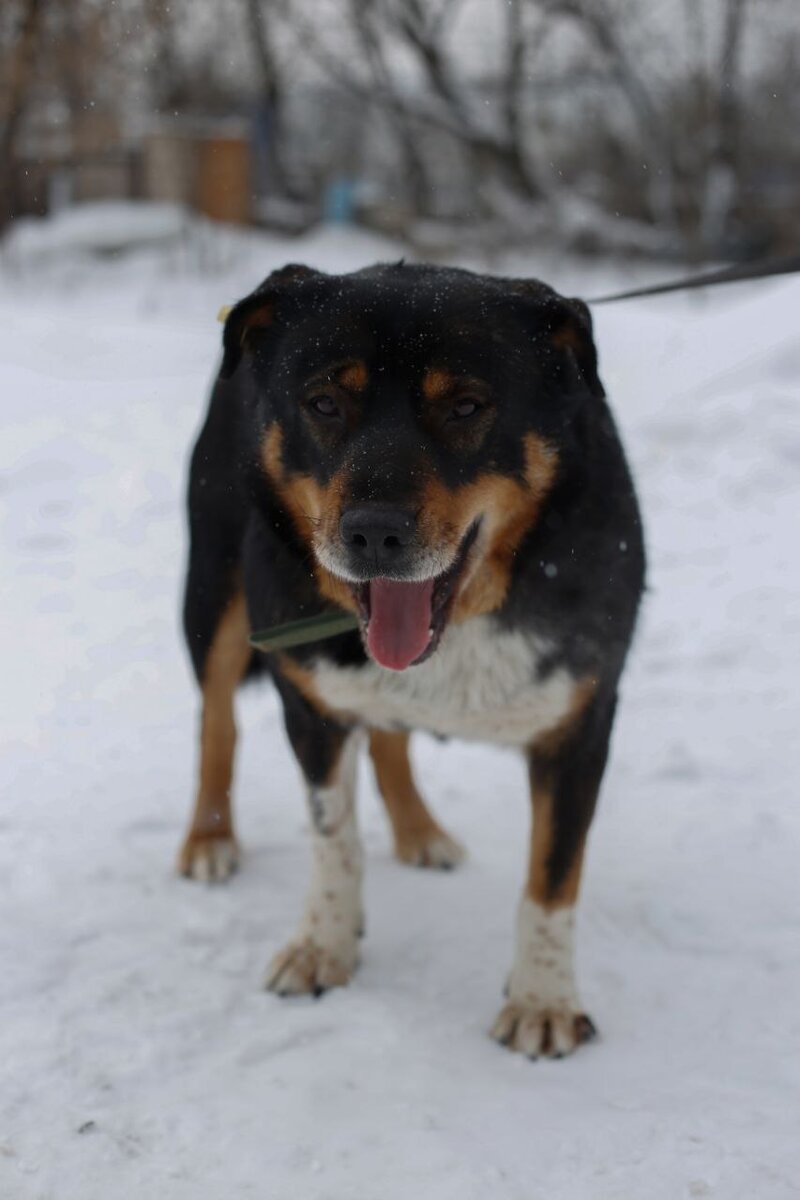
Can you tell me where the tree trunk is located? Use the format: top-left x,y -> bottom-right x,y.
0,0 -> 45,230
700,0 -> 748,250
245,0 -> 288,196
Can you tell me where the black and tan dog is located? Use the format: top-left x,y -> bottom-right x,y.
180,262 -> 645,1058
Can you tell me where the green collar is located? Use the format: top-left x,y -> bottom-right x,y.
249,610 -> 359,653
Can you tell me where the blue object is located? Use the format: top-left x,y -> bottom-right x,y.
324,177 -> 356,225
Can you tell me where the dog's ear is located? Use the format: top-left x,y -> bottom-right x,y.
511,281 -> 604,399
219,263 -> 325,380
550,295 -> 604,399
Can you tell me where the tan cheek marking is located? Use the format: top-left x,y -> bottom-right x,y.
338,360 -> 368,393
262,424 -> 324,530
261,425 -> 358,616
314,569 -> 360,615
422,368 -> 455,402
262,423 -> 287,492
459,433 -> 559,619
417,433 -> 559,621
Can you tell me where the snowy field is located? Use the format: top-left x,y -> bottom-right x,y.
1,210 -> 799,1199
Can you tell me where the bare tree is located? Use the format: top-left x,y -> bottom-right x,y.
267,0 -> 552,224
700,0 -> 750,246
536,0 -> 680,230
246,0 -> 290,194
1,0 -> 789,256
383,0 -> 546,204
0,0 -> 46,228
347,0 -> 432,212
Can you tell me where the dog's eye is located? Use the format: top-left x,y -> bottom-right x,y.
449,399 -> 481,420
309,395 -> 340,418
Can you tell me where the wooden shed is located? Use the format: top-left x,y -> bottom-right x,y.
142,119 -> 252,224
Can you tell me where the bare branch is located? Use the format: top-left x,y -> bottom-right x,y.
534,0 -> 679,226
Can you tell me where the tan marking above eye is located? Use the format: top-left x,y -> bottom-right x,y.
337,360 -> 368,393
421,368 -> 456,402
421,369 -> 489,417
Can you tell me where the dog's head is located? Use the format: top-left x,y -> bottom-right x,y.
221,262 -> 603,670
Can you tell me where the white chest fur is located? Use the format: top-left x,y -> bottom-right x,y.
311,617 -> 578,746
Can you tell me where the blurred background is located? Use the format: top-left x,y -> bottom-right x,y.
2,0 -> 799,262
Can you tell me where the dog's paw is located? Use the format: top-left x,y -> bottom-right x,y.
177,833 -> 239,883
490,1001 -> 597,1059
395,827 -> 466,870
265,937 -> 358,997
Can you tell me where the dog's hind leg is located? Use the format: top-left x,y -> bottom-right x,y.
178,589 -> 251,882
368,730 -> 465,869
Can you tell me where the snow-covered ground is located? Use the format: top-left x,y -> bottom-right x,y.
1,212 -> 799,1200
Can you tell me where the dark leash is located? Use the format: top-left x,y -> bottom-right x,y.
587,252 -> 800,305
247,250 -> 800,654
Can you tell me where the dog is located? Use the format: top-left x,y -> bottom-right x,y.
179,261 -> 645,1058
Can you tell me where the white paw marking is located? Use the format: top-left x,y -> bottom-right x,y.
179,835 -> 239,883
396,829 -> 466,870
266,937 -> 359,996
492,898 -> 595,1058
491,1001 -> 596,1058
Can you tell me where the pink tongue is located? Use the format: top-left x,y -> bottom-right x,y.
366,577 -> 434,671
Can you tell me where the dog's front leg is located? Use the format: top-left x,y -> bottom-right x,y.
492,691 -> 617,1058
266,672 -> 363,996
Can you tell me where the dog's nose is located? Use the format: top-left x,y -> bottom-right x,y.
339,505 -> 417,570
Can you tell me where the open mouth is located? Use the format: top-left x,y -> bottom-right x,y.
350,522 -> 479,671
